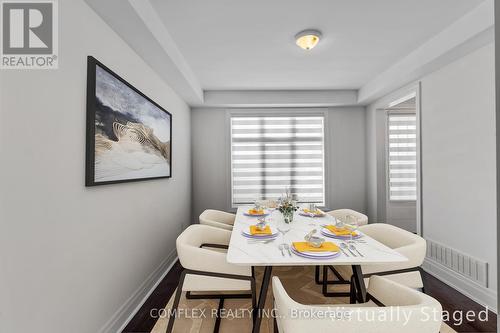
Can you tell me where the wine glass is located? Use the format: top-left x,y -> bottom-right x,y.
266,199 -> 278,224
276,216 -> 291,253
266,199 -> 277,212
344,214 -> 359,243
306,203 -> 317,226
334,215 -> 345,228
253,194 -> 264,210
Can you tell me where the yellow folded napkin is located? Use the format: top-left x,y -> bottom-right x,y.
324,225 -> 357,236
248,208 -> 265,215
292,241 -> 340,253
250,225 -> 272,235
303,208 -> 325,215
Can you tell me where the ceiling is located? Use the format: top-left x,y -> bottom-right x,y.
85,0 -> 493,105
150,0 -> 484,90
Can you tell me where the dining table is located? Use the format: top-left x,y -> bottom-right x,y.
226,205 -> 408,333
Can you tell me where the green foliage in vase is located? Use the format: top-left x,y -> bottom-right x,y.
278,201 -> 298,215
278,188 -> 298,222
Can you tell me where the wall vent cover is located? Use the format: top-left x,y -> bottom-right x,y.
425,238 -> 488,287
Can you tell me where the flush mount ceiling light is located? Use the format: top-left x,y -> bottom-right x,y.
295,29 -> 322,50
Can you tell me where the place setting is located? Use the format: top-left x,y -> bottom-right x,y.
320,215 -> 365,242
318,217 -> 367,257
243,206 -> 270,217
289,229 -> 341,260
241,218 -> 279,244
298,203 -> 327,218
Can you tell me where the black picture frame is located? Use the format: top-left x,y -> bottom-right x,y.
85,56 -> 172,186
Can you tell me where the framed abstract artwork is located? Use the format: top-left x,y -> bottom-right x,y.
85,56 -> 172,186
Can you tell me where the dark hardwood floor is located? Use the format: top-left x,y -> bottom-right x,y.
123,261 -> 497,333
123,262 -> 183,333
421,270 -> 496,332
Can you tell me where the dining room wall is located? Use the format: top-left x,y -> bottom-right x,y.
0,1 -> 191,332
190,106 -> 367,223
420,42 -> 497,305
365,42 -> 497,309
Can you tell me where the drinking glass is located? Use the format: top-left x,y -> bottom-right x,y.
267,199 -> 277,212
254,194 -> 265,210
277,215 -> 292,250
305,203 -> 317,226
264,199 -> 277,224
344,214 -> 359,243
334,215 -> 345,228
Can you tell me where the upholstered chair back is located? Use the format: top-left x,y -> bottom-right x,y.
199,209 -> 235,230
176,224 -> 251,291
360,223 -> 426,271
327,208 -> 368,226
272,275 -> 442,333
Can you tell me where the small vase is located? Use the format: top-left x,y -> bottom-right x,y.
282,210 -> 294,224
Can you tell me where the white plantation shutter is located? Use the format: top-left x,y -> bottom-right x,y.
230,115 -> 325,206
388,112 -> 417,201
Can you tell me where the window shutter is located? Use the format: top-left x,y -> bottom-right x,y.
230,115 -> 325,206
388,113 -> 417,201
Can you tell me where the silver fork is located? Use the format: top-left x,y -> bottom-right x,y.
338,244 -> 349,257
340,242 -> 356,256
349,243 -> 364,257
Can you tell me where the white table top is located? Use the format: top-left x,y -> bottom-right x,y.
227,206 -> 408,266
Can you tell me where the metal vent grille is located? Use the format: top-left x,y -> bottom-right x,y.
426,238 -> 488,287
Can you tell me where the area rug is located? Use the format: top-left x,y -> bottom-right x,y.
151,266 -> 456,333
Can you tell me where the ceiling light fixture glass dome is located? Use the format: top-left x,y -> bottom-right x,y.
295,29 -> 322,50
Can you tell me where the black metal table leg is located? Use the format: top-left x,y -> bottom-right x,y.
319,265 -> 352,297
166,271 -> 187,333
252,266 -> 273,333
214,298 -> 224,333
322,265 -> 328,295
315,265 -> 321,284
351,265 -> 367,303
349,277 -> 356,304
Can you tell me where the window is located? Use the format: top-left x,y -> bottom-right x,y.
230,115 -> 325,206
387,112 -> 417,201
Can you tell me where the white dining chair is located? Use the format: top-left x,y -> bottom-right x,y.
273,275 -> 442,333
326,208 -> 368,226
166,224 -> 255,333
332,223 -> 427,302
199,209 -> 236,230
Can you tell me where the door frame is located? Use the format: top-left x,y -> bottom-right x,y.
376,83 -> 422,235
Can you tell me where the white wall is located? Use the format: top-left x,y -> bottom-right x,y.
327,107 -> 367,213
0,1 -> 191,332
191,107 -> 367,222
421,43 -> 497,293
191,108 -> 230,217
366,42 -> 497,307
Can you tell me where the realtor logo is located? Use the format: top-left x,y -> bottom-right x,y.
1,0 -> 58,69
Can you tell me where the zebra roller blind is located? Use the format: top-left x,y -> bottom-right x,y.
230,115 -> 325,206
387,112 -> 417,201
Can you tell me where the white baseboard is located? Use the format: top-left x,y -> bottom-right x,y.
99,251 -> 179,333
422,258 -> 497,313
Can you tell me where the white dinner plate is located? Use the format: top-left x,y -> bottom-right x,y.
241,230 -> 278,239
290,246 -> 340,259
